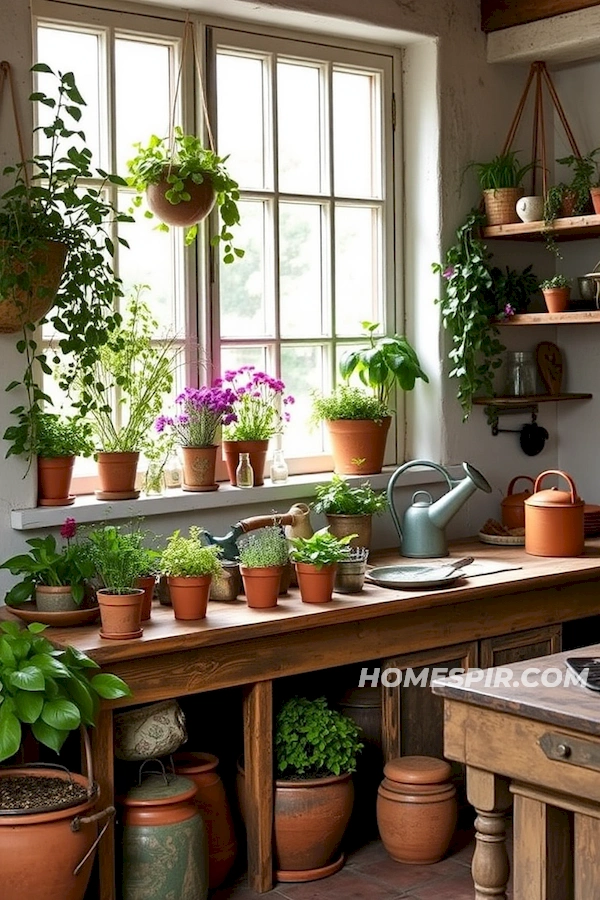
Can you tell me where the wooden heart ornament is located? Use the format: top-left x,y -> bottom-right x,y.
536,341 -> 563,395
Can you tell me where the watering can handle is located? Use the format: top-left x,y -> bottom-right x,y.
387,460 -> 454,541
507,475 -> 535,496
239,513 -> 295,533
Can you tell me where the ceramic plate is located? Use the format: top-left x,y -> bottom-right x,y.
365,565 -> 467,590
7,602 -> 100,627
478,532 -> 525,546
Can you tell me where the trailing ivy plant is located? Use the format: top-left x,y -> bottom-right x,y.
1,64 -> 132,464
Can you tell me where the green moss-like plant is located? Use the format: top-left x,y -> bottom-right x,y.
275,696 -> 363,778
237,526 -> 289,568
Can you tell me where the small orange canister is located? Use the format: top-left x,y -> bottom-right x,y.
524,470 -> 585,557
501,475 -> 535,529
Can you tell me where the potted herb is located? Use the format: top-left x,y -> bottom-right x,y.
159,527 -> 223,621
111,526 -> 160,621
127,128 -> 243,263
539,274 -> 572,313
156,382 -> 237,492
471,150 -> 535,225
33,412 -> 94,507
313,474 -> 387,549
237,526 -> 289,609
288,527 -> 355,604
221,366 -> 294,486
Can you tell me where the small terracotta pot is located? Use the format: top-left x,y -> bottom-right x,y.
240,565 -> 282,608
542,287 -> 570,313
96,451 -> 140,499
35,584 -> 78,612
136,575 -> 156,621
222,439 -> 269,486
326,513 -> 372,549
96,588 -> 144,639
37,456 -> 75,506
326,418 -> 391,476
146,169 -> 216,227
181,445 -> 219,492
501,475 -> 535,530
167,575 -> 211,620
0,239 -> 67,334
294,562 -> 337,604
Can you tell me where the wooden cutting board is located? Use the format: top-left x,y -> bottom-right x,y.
536,341 -> 563,395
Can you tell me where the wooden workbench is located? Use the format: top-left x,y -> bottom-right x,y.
9,538 -> 600,899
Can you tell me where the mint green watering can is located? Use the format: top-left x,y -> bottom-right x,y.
387,460 -> 492,558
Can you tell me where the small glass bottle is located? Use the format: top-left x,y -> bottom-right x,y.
270,449 -> 289,484
504,350 -> 538,397
236,452 -> 254,488
164,450 -> 183,489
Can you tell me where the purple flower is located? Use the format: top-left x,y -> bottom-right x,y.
503,303 -> 515,318
442,265 -> 455,280
60,517 -> 77,540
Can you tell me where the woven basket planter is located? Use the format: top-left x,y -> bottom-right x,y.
483,187 -> 523,225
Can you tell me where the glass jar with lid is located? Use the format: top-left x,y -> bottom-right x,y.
504,350 -> 538,397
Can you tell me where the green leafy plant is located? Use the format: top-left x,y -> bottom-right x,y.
471,150 -> 535,190
288,527 -> 354,569
159,526 -> 223,578
83,524 -> 149,594
127,128 -> 243,262
540,274 -> 571,290
2,64 -> 131,463
0,620 -> 131,762
491,264 -> 538,318
237,526 -> 289,568
313,474 -> 388,516
311,385 -> 389,424
275,696 -> 363,778
32,412 -> 94,459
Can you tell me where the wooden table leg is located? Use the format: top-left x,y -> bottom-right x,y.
467,767 -> 511,900
94,707 -> 116,900
513,791 -> 572,900
243,681 -> 273,893
381,657 -> 400,761
574,813 -> 600,899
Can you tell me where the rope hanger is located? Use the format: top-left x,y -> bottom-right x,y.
168,17 -> 215,166
0,60 -> 30,188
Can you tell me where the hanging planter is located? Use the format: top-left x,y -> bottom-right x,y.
0,239 -> 67,334
146,167 -> 216,228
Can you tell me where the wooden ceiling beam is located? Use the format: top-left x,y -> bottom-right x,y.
482,0 -> 600,33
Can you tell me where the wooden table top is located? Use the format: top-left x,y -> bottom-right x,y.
4,537 -> 600,665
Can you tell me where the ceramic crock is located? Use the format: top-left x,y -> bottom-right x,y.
500,475 -> 535,529
114,700 -> 187,761
525,469 -> 585,557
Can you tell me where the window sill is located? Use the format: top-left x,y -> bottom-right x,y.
10,466 -> 447,531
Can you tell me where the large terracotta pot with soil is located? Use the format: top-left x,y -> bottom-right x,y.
97,588 -> 144,639
326,417 -> 391,476
37,455 -> 75,506
222,439 -> 269,486
0,239 -> 67,333
146,168 -> 216,227
96,451 -> 140,500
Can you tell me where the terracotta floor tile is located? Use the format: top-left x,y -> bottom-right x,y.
274,866 -> 404,900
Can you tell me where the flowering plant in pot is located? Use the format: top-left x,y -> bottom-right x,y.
221,366 -> 294,486
156,382 -> 237,492
288,527 -> 355,604
159,527 -> 223,621
33,412 -> 94,507
127,128 -> 243,263
313,474 -> 387,549
0,517 -> 94,611
237,526 -> 289,609
539,274 -> 572,313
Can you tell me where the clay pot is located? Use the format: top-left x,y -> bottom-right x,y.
146,168 -> 216,227
294,562 -> 336,604
167,575 -> 211,620
338,683 -> 383,839
222,439 -> 269,486
500,475 -> 535,530
96,588 -> 144,639
181,445 -> 219,492
591,187 -> 600,215
35,584 -> 78,612
326,417 -> 391,476
0,239 -> 67,334
525,469 -> 585,557
377,756 -> 457,864
37,455 -> 75,506
135,575 -> 156,621
240,565 -> 282,608
326,513 -> 372,549
96,451 -> 140,500
173,752 -> 238,889
542,287 -> 570,313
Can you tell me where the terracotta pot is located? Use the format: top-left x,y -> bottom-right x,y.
294,562 -> 336,604
96,588 -> 144,639
167,575 -> 211,620
377,756 -> 457,864
146,168 -> 216,227
181,445 -> 219,492
37,455 -> 75,506
482,187 -> 523,226
0,766 -> 104,900
222,439 -> 269,486
173,752 -> 238,889
240,565 -> 282,608
96,451 -> 140,499
326,513 -> 372,549
35,584 -> 78,612
326,417 -> 391,476
136,575 -> 156,621
0,239 -> 67,334
237,764 -> 353,881
591,187 -> 600,215
542,287 -> 570,313
501,475 -> 535,530
525,469 -> 585,557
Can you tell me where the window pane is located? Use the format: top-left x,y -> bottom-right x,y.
334,205 -> 382,335
333,69 -> 381,198
220,199 -> 271,338
217,52 -> 267,190
279,202 -> 327,338
115,38 -> 172,176
281,344 -> 326,456
278,61 -> 325,195
220,346 -> 267,375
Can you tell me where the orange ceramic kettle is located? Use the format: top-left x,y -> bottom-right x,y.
501,476 -> 535,530
524,470 -> 584,557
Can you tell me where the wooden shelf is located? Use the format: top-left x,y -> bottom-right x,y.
473,393 -> 593,408
482,214 -> 600,242
496,310 -> 600,326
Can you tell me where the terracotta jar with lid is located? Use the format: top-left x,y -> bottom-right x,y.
501,475 -> 535,530
524,470 -> 585,557
376,756 -> 457,865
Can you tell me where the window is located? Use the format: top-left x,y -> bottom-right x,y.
33,3 -> 399,483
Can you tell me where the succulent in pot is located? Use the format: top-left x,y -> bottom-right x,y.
539,274 -> 572,313
159,527 -> 223,621
33,412 -> 94,507
313,474 -> 387,549
288,527 -> 355,604
237,526 -> 289,609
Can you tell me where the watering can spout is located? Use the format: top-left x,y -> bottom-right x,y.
429,463 -> 492,530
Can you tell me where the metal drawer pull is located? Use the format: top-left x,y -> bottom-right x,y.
540,732 -> 600,770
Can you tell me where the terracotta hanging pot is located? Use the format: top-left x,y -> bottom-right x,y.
173,752 -> 238,889
35,584 -> 78,613
167,575 -> 211,620
135,575 -> 156,621
222,439 -> 269,486
326,417 -> 391,476
326,513 -> 372,549
240,565 -> 282,609
0,239 -> 67,334
96,451 -> 140,500
294,562 -> 337,604
37,455 -> 75,507
96,588 -> 144,640
542,287 -> 570,313
181,445 -> 219,492
146,167 -> 216,228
